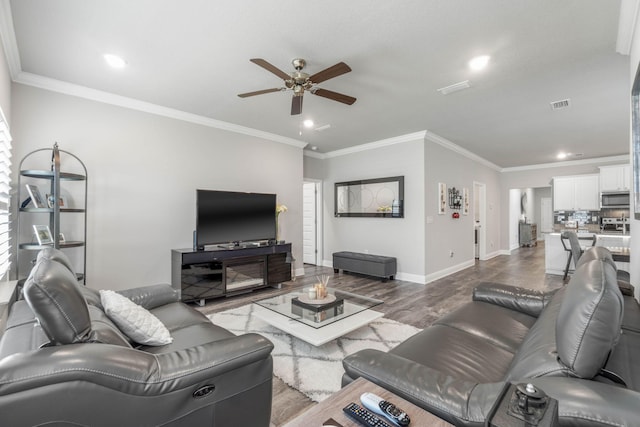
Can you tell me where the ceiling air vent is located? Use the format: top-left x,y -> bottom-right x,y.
550,99 -> 571,110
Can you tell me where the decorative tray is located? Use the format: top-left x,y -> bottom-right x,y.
297,294 -> 337,305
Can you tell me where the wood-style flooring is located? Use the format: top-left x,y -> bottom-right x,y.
196,241 -> 563,426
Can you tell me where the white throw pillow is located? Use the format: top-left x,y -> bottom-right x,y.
100,290 -> 173,346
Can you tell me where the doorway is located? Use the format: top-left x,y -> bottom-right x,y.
302,180 -> 322,265
473,182 -> 486,260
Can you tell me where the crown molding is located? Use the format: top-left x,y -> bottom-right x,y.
322,131 -> 427,158
0,0 -> 21,78
424,131 -> 502,171
501,154 -> 630,172
616,0 -> 640,55
303,150 -> 327,160
13,71 -> 308,149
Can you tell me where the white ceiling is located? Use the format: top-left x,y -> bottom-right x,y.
3,0 -> 631,168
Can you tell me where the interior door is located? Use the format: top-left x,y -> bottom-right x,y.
302,182 -> 317,265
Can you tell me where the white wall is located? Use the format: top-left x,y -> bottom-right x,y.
320,138 -> 425,281
11,84 -> 303,291
0,38 -> 10,124
424,139 -> 502,278
628,4 -> 640,298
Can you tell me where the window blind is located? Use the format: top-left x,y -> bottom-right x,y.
0,118 -> 12,281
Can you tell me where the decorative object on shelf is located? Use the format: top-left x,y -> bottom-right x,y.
276,203 -> 287,242
448,187 -> 462,210
452,212 -> 460,219
463,187 -> 469,215
438,183 -> 446,215
25,184 -> 46,208
46,194 -> 68,208
33,225 -> 53,245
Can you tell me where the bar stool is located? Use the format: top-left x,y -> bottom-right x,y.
560,231 -> 595,280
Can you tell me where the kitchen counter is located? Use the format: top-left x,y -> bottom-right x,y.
544,232 -> 630,276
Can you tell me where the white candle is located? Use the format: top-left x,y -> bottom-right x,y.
307,287 -> 316,299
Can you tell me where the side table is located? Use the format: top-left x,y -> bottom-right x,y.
282,377 -> 452,427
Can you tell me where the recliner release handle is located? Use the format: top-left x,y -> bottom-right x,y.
193,384 -> 216,398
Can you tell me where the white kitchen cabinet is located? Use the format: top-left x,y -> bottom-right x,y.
599,164 -> 631,192
553,174 -> 599,211
553,177 -> 576,210
574,175 -> 600,210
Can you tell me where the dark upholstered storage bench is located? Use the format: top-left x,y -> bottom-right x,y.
333,251 -> 397,282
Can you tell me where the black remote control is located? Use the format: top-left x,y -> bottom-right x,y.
343,402 -> 394,427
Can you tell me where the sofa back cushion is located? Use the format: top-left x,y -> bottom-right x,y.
556,259 -> 623,378
36,247 -> 103,308
23,259 -> 92,345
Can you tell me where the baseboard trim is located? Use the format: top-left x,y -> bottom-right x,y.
424,260 -> 475,284
395,272 -> 427,284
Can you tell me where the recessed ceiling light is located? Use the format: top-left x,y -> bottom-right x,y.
557,152 -> 569,159
310,146 -> 318,151
468,55 -> 490,71
303,119 -> 314,128
104,54 -> 127,69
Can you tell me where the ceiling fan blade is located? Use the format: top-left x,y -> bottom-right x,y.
291,95 -> 303,115
309,62 -> 352,84
237,88 -> 282,98
312,88 -> 357,105
250,58 -> 291,81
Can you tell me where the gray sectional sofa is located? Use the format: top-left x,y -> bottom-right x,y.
343,247 -> 640,426
0,248 -> 274,427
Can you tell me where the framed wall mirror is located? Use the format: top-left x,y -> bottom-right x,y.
335,176 -> 404,218
633,63 -> 640,220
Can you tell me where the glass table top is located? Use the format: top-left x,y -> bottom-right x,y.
253,287 -> 383,329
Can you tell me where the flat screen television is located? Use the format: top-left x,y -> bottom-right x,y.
196,189 -> 276,249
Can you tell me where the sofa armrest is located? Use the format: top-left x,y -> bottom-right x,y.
0,333 -> 273,397
117,284 -> 180,310
342,349 -> 502,426
527,377 -> 640,427
472,282 -> 556,317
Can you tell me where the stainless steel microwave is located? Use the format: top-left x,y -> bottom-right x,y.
601,192 -> 630,208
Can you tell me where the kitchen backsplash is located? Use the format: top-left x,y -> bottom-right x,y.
554,208 -> 631,232
554,210 -> 600,226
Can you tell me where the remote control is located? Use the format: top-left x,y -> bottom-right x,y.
343,402 -> 394,427
360,392 -> 411,426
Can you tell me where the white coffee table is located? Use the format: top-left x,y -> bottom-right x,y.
253,288 -> 384,346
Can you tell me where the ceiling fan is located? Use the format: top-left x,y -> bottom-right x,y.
238,58 -> 357,115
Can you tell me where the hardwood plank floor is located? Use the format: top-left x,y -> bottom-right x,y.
196,241 -> 563,426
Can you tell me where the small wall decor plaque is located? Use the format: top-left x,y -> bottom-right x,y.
438,183 -> 446,215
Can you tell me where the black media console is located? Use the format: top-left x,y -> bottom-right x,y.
171,243 -> 292,305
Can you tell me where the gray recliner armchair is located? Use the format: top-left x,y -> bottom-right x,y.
0,248 -> 274,427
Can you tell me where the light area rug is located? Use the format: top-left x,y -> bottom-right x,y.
208,304 -> 421,402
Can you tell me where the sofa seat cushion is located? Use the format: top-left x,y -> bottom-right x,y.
390,324 -> 515,383
139,303 -> 235,353
434,301 -> 537,353
150,302 -> 213,331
